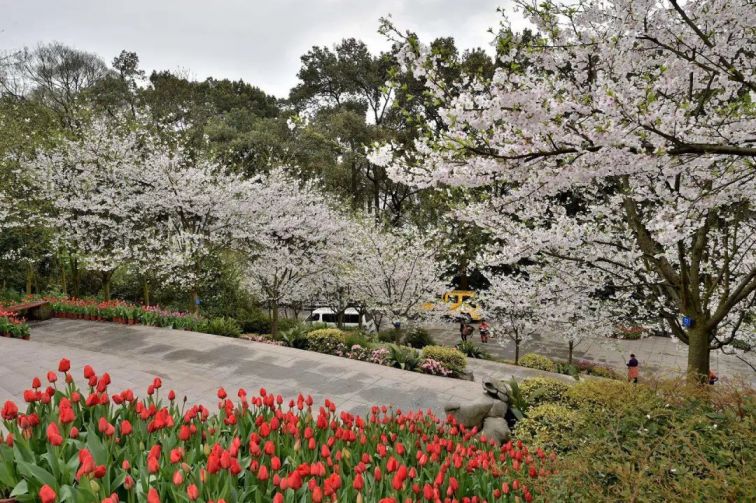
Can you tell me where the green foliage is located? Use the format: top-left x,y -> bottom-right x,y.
420,345 -> 467,376
377,329 -> 403,344
730,338 -> 751,352
239,310 -> 272,334
278,326 -> 309,349
198,317 -> 242,338
518,353 -> 557,372
402,328 -> 435,348
565,379 -> 659,412
515,403 -> 584,453
519,377 -> 571,409
539,381 -> 756,502
387,344 -> 421,371
344,331 -> 373,348
305,328 -> 347,354
455,340 -> 490,359
554,361 -> 579,379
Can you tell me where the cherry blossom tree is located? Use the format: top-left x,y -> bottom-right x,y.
242,168 -> 347,336
136,149 -> 252,312
348,221 -> 446,331
28,121 -> 148,299
377,0 -> 756,380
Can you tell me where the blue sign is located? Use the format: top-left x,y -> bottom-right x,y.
682,315 -> 694,328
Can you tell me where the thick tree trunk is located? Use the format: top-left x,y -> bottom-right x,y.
687,327 -> 711,383
25,263 -> 33,295
271,302 -> 279,338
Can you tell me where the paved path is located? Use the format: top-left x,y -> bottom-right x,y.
0,319 -> 564,416
425,322 -> 755,386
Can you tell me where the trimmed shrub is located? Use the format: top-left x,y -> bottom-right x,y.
519,377 -> 571,408
566,379 -> 659,412
421,345 -> 467,376
305,328 -> 347,354
515,403 -> 584,453
519,353 -> 557,372
403,328 -> 435,349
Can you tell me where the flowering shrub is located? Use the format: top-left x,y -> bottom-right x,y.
0,359 -> 555,502
420,346 -> 467,376
420,358 -> 453,377
304,329 -> 348,354
0,311 -> 30,339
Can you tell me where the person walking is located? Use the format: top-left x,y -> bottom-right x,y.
626,353 -> 639,383
479,320 -> 490,343
459,320 -> 467,342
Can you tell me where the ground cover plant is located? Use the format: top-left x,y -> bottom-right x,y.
512,377 -> 756,502
0,359 -> 555,502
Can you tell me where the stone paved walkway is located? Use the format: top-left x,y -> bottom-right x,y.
0,319 -> 568,415
425,322 -> 755,386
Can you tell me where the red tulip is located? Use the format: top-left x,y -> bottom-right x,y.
47,371 -> 57,383
32,377 -> 41,388
69,427 -> 79,439
187,484 -> 199,500
39,484 -> 56,503
120,419 -> 132,436
170,447 -> 184,463
353,472 -> 364,491
168,390 -> 176,401
257,465 -> 269,481
217,387 -> 227,399
94,465 -> 106,478
83,365 -> 95,379
147,488 -> 160,503
46,422 -> 63,446
272,493 -> 283,503
58,358 -> 71,372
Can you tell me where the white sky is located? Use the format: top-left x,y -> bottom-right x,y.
0,0 -> 523,98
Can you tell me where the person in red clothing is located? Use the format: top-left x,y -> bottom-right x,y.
479,320 -> 490,343
626,353 -> 639,383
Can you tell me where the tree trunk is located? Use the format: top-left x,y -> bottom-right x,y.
101,271 -> 113,300
143,280 -> 150,306
59,257 -> 67,296
515,341 -> 520,365
271,302 -> 279,338
687,327 -> 711,383
25,263 -> 33,295
190,289 -> 199,315
70,257 -> 80,298
568,340 -> 574,365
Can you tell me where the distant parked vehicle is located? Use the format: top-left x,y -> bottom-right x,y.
306,307 -> 376,332
423,290 -> 482,322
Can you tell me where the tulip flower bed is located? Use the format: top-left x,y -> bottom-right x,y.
0,311 -> 30,339
48,299 -> 198,329
0,359 -> 554,502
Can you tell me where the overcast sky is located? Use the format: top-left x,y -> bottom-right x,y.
0,0 -> 522,98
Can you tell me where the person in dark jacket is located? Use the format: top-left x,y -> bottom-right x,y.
626,353 -> 639,383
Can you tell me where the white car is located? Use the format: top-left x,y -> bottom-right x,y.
306,307 -> 376,332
